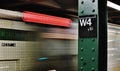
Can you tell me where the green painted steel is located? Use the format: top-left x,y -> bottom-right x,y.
78,0 -> 98,70
78,0 -> 107,71
78,38 -> 98,71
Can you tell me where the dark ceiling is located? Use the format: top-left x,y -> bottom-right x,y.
0,0 -> 78,18
0,0 -> 119,25
108,0 -> 120,25
108,8 -> 120,25
109,0 -> 120,5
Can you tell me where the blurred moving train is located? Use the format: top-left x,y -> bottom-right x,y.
0,18 -> 78,71
1,8 -> 120,71
108,23 -> 120,71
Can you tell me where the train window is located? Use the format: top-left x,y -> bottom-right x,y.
0,28 -> 37,41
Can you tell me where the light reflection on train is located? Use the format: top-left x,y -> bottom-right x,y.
0,19 -> 78,71
108,23 -> 120,71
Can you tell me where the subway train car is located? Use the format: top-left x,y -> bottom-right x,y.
37,21 -> 78,71
0,18 -> 78,71
0,19 -> 41,71
108,23 -> 120,71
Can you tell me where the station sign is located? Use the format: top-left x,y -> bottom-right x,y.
79,15 -> 97,38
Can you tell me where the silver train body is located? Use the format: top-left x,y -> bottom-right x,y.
0,19 -> 78,71
108,23 -> 120,71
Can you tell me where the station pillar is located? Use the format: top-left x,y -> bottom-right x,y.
78,0 -> 107,71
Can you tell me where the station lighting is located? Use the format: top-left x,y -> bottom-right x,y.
107,1 -> 120,11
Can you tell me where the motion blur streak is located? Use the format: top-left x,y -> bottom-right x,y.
108,23 -> 120,71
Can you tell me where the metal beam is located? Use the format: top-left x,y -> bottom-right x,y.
78,0 -> 107,71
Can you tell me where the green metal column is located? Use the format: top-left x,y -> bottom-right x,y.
78,0 -> 107,71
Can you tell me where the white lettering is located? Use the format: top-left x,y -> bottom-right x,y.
80,19 -> 87,26
87,18 -> 92,26
79,18 -> 92,27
